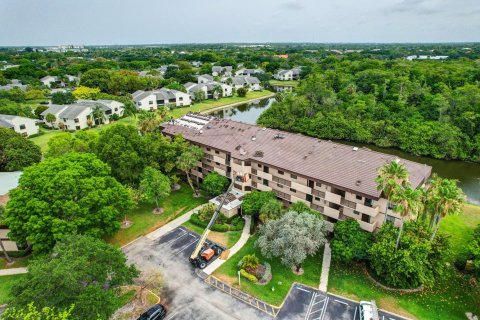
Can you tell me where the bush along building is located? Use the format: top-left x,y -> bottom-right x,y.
161,113 -> 431,232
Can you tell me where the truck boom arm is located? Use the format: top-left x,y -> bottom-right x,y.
189,180 -> 234,261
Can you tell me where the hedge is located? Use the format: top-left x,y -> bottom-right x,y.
240,268 -> 258,282
188,213 -> 245,232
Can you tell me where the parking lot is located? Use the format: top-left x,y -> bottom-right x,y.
124,226 -> 407,320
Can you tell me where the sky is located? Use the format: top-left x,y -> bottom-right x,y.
1,0 -> 479,46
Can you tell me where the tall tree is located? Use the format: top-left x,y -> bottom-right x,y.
428,177 -> 465,240
259,198 -> 282,224
137,111 -> 161,134
176,145 -> 204,196
376,160 -> 410,223
5,153 -> 133,253
139,167 -> 170,213
0,128 -> 42,171
10,234 -> 138,320
390,184 -> 423,249
91,105 -> 106,125
256,211 -> 326,272
201,171 -> 229,196
0,205 -> 12,263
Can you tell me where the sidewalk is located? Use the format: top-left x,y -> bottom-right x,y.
319,242 -> 331,292
203,216 -> 251,275
0,267 -> 28,276
144,203 -> 209,241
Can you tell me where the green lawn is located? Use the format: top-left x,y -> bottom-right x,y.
269,80 -> 299,87
30,92 -> 272,153
328,204 -> 480,320
182,220 -> 242,249
106,184 -> 207,247
0,274 -> 26,304
168,90 -> 273,118
213,236 -> 323,306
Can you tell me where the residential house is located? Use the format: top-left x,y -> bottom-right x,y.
0,79 -> 27,91
274,67 -> 302,81
0,171 -> 25,253
184,81 -> 233,100
191,61 -> 203,68
41,75 -> 78,88
226,76 -> 261,91
161,114 -> 431,232
132,88 -> 191,111
41,100 -> 124,131
156,64 -> 179,76
197,74 -> 214,84
212,66 -> 233,77
0,114 -> 39,136
235,68 -> 264,77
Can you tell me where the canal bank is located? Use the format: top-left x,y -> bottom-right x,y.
209,97 -> 480,204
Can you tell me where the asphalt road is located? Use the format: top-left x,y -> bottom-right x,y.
124,226 -> 408,320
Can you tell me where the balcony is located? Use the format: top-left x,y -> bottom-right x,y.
359,220 -> 377,232
340,198 -> 357,209
323,206 -> 340,219
325,191 -> 341,204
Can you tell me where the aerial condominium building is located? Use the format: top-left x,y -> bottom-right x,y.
161,113 -> 431,232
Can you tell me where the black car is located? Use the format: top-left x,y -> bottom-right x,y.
137,304 -> 167,320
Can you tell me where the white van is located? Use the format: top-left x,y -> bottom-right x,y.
359,301 -> 379,320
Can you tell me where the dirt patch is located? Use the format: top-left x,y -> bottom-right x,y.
152,207 -> 164,215
378,296 -> 417,319
121,220 -> 133,229
291,266 -> 305,275
207,232 -> 228,248
219,249 -> 230,260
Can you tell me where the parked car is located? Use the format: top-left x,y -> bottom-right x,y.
359,300 -> 379,320
137,304 -> 167,320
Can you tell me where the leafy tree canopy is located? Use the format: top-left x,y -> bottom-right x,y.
202,171 -> 230,196
331,219 -> 372,263
0,128 -> 41,171
242,191 -> 276,216
10,234 -> 138,320
5,153 -> 133,253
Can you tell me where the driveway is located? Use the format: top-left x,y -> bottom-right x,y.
124,227 -> 408,320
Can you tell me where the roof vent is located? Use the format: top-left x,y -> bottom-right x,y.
273,134 -> 285,139
355,180 -> 362,186
235,145 -> 242,151
207,125 -> 212,129
199,130 -> 203,134
253,150 -> 264,158
353,147 -> 359,151
251,136 -> 256,141
262,127 -> 267,131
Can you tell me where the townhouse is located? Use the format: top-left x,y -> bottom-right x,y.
235,68 -> 264,77
226,76 -> 261,91
184,81 -> 233,100
212,66 -> 233,77
41,100 -> 124,130
132,88 -> 191,111
0,114 -> 39,136
0,79 -> 27,91
274,67 -> 303,81
161,114 -> 431,232
40,75 -> 78,88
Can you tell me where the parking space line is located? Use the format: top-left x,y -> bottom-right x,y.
164,311 -> 179,320
165,230 -> 188,245
354,306 -> 358,320
312,297 -> 326,305
334,299 -> 349,306
304,292 -> 316,320
174,239 -> 198,254
296,286 -> 312,293
319,296 -> 329,320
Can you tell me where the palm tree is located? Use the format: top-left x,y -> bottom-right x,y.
0,205 -> 12,263
137,111 -> 160,134
91,105 -> 106,126
376,160 -> 410,223
212,84 -> 223,100
176,146 -> 204,197
429,177 -> 465,241
390,184 -> 423,250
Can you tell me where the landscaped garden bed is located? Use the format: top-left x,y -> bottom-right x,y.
237,254 -> 272,285
188,203 -> 245,232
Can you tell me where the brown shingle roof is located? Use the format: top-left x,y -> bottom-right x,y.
162,117 -> 431,199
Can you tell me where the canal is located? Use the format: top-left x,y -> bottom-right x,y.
209,98 -> 480,204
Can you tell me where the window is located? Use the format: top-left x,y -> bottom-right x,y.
244,161 -> 251,166
215,162 -> 220,166
114,108 -> 118,111
262,179 -> 269,186
315,197 -> 320,201
207,148 -> 211,151
215,150 -> 220,154
179,97 -> 183,101
290,188 -> 296,193
290,174 -> 297,179
361,214 -> 371,223
74,118 -> 79,123
258,164 -> 262,168
278,170 -> 284,175
277,183 -> 283,188
252,169 -> 257,175
308,180 -> 314,188
75,126 -> 80,130
353,210 -> 360,215
264,166 -> 269,173
149,101 -> 153,105
356,195 -> 362,200
386,215 -> 396,224
316,182 -> 322,187
306,194 -> 313,202
138,102 -> 142,106
19,124 -> 26,130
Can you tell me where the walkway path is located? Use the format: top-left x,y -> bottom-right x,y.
144,203 -> 209,242
319,242 -> 331,292
203,216 -> 251,275
0,267 -> 27,276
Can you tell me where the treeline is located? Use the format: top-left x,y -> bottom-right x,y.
258,58 -> 480,162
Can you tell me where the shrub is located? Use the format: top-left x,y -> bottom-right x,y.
198,203 -> 216,221
240,269 -> 257,282
241,254 -> 260,271
211,224 -> 229,232
202,172 -> 229,196
331,219 -> 372,263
